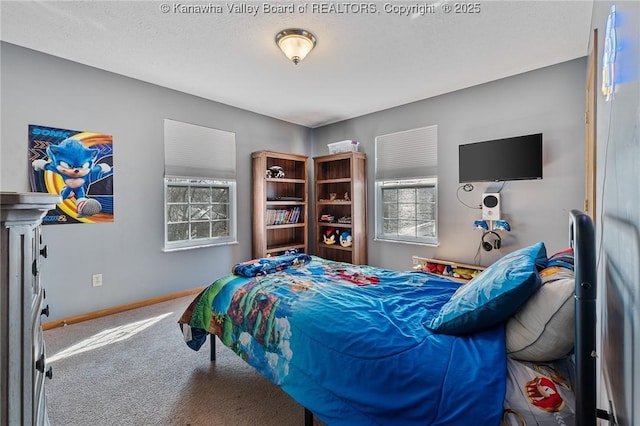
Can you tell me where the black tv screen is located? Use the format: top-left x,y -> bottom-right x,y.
458,133 -> 543,183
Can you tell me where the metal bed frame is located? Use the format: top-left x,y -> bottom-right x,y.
571,209 -> 598,425
571,209 -> 615,425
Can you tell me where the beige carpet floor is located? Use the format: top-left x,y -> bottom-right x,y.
44,295 -> 322,426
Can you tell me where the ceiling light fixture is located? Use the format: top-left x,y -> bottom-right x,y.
275,29 -> 316,65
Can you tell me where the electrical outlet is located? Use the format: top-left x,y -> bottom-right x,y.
92,273 -> 103,287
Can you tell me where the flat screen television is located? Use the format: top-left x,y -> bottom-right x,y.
458,133 -> 543,183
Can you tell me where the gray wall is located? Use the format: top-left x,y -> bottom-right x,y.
1,43 -> 311,321
313,58 -> 587,270
589,2 -> 640,423
1,43 -> 587,322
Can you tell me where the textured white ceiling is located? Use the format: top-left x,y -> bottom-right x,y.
1,0 -> 593,128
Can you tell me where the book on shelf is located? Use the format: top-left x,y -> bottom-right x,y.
266,206 -> 301,225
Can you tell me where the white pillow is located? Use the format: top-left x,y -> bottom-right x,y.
506,267 -> 575,361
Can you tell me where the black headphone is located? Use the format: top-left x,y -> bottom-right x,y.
482,231 -> 502,251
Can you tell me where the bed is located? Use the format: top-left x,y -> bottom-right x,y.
178,210 -> 600,425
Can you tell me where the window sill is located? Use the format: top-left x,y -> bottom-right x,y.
374,238 -> 439,247
163,240 -> 238,252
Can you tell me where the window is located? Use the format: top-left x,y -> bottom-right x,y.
164,178 -> 236,250
163,119 -> 237,251
375,125 -> 438,245
378,179 -> 437,242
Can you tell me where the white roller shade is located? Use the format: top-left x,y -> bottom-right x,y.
164,119 -> 236,179
375,125 -> 437,180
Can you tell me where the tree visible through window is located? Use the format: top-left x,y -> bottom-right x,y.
377,179 -> 437,244
166,179 -> 231,243
382,182 -> 436,237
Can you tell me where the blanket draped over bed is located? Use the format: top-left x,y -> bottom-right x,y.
179,255 -> 506,425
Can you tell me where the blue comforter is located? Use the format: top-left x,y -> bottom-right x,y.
179,255 -> 506,425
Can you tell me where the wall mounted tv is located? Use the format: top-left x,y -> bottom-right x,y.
458,133 -> 543,183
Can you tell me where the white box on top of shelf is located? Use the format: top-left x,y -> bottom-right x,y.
328,140 -> 359,154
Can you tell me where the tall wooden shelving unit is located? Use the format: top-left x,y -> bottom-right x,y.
314,151 -> 367,265
252,151 -> 308,258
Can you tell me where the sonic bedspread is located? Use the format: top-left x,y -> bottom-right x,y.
179,255 -> 506,425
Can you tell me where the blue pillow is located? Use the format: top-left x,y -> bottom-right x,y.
232,253 -> 311,277
425,242 -> 547,335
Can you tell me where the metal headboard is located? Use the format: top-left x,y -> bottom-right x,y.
570,209 -> 599,425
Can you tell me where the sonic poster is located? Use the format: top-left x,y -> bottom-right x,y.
29,124 -> 114,225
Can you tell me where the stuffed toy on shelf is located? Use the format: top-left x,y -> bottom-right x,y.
339,230 -> 353,247
323,228 -> 340,245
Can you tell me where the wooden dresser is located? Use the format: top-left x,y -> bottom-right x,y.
1,192 -> 60,426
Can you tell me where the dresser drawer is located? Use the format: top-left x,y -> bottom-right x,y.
32,290 -> 51,426
29,228 -> 48,313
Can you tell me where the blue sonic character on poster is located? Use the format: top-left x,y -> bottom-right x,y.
29,124 -> 114,224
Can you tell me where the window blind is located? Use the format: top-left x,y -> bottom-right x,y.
164,119 -> 236,179
375,125 -> 437,180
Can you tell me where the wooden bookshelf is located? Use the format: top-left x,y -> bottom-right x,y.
252,151 -> 308,258
314,152 -> 367,264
